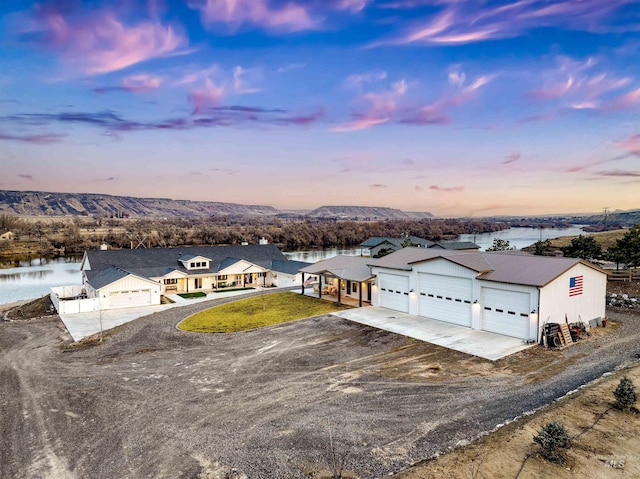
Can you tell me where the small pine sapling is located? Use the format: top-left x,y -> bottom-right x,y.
533,421 -> 571,463
614,376 -> 637,411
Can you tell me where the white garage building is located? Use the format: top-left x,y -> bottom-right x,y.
370,248 -> 607,341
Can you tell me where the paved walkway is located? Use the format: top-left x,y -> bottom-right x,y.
332,307 -> 533,361
60,287 -> 282,341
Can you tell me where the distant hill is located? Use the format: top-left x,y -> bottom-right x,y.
0,190 -> 279,217
307,205 -> 433,220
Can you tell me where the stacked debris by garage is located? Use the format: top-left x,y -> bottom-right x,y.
543,321 -> 592,349
608,293 -> 640,311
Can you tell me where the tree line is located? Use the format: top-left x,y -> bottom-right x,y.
0,214 -> 506,255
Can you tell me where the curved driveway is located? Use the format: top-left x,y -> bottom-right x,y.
1,292 -> 639,479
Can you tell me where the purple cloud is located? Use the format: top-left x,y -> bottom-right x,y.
18,174 -> 34,181
502,151 -> 521,164
387,0 -> 633,46
371,184 -> 388,189
429,185 -> 464,192
18,4 -> 188,76
0,132 -> 65,144
596,169 -> 640,177
94,74 -> 162,94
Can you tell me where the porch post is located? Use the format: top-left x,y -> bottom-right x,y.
337,279 -> 341,304
301,273 -> 305,295
319,276 -> 322,298
359,284 -> 362,307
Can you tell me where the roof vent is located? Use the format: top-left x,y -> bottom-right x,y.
259,237 -> 268,245
241,241 -> 249,246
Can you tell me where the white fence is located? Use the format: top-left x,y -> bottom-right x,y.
50,285 -> 100,315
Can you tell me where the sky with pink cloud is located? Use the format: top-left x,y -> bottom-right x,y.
0,0 -> 639,217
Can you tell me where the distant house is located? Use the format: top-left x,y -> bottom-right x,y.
0,231 -> 15,241
71,244 -> 308,310
360,236 -> 479,258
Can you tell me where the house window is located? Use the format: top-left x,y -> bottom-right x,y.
218,275 -> 227,280
352,282 -> 357,293
190,262 -> 196,268
194,278 -> 202,289
164,278 -> 178,285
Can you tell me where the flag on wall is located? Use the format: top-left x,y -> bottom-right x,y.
569,276 -> 583,296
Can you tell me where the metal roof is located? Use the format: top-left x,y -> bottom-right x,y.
300,255 -> 375,282
368,247 -> 606,287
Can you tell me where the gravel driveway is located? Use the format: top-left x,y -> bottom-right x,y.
1,292 -> 639,479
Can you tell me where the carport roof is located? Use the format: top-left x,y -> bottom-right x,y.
300,255 -> 375,282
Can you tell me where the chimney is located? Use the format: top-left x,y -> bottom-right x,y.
241,241 -> 249,246
259,237 -> 268,245
100,243 -> 108,250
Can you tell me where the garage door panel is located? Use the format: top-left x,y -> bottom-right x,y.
418,274 -> 472,326
481,288 -> 530,339
379,273 -> 410,313
109,289 -> 152,309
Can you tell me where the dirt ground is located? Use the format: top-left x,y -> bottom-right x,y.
393,363 -> 640,479
607,280 -> 640,297
1,298 -> 640,479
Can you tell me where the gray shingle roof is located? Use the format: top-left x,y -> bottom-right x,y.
86,265 -> 134,289
84,244 -> 287,279
300,255 -> 375,282
271,260 -> 311,275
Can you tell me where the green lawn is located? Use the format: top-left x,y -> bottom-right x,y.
177,292 -> 352,333
178,292 -> 207,299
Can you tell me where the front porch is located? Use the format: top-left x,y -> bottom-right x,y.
161,272 -> 270,294
299,288 -> 368,308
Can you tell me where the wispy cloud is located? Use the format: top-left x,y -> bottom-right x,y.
387,0 -> 633,46
276,63 -> 306,73
502,151 -> 521,164
189,78 -> 224,114
20,6 -> 188,75
94,74 -> 162,94
371,183 -> 388,188
526,56 -> 633,110
596,169 -> 640,177
2,106 -> 325,135
335,72 -> 493,131
18,174 -> 34,181
189,0 -> 319,32
0,132 -> 65,144
429,185 -> 464,192
233,66 -> 262,94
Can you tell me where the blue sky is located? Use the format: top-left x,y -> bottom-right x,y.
0,0 -> 639,216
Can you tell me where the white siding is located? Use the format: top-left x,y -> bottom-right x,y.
539,263 -> 607,333
378,273 -> 410,312
97,275 -> 161,310
481,287 -> 531,339
418,273 -> 472,326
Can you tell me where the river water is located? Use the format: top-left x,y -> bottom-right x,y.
0,226 -> 586,305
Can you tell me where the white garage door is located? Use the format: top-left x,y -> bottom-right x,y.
481,288 -> 531,339
109,289 -> 152,309
378,273 -> 410,313
418,274 -> 472,326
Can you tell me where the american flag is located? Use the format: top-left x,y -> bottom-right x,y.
569,276 -> 583,296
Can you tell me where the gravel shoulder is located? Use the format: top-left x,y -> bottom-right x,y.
1,294 -> 639,479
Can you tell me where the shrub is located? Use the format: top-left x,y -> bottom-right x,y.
533,421 -> 571,463
614,376 -> 637,410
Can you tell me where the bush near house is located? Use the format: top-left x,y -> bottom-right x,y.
177,292 -> 207,299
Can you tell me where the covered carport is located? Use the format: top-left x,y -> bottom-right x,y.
299,256 -> 375,307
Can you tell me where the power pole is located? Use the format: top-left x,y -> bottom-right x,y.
603,206 -> 609,227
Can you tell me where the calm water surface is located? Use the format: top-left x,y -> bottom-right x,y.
0,257 -> 82,305
0,226 -> 585,305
